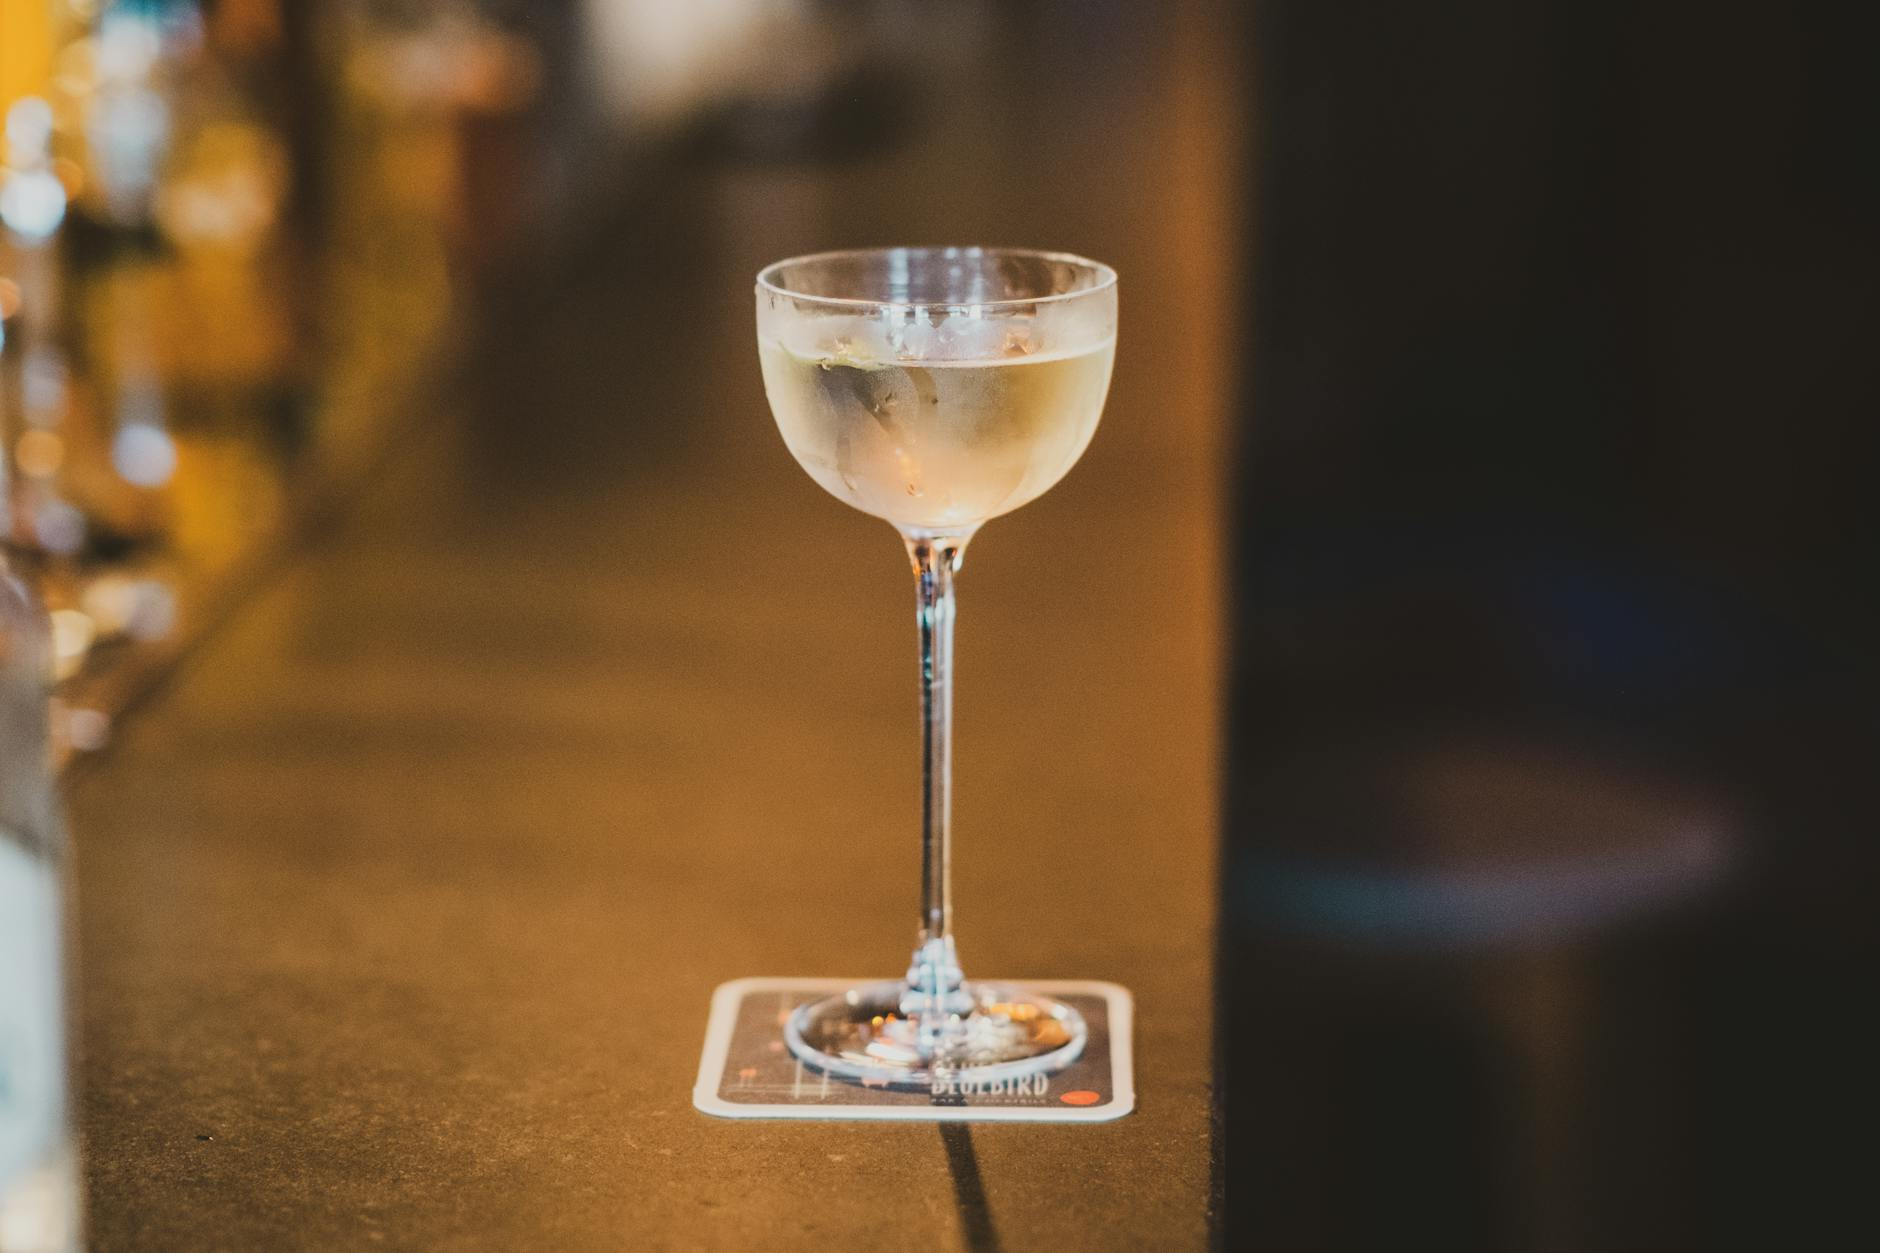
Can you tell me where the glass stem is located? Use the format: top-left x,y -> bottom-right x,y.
900,531 -> 975,1045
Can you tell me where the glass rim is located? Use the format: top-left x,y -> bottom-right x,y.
755,246 -> 1118,312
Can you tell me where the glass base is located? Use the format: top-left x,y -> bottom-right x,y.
784,980 -> 1088,1087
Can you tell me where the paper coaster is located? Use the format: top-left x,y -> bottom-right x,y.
693,977 -> 1134,1122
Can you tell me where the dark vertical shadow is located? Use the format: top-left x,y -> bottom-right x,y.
939,1124 -> 1002,1253
1222,0 -> 1880,1246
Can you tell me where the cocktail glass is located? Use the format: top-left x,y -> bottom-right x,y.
756,246 -> 1118,1086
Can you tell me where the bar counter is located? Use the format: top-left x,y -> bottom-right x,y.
64,7 -> 1238,1247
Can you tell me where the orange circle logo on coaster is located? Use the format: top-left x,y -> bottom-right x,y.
1059,1090 -> 1102,1106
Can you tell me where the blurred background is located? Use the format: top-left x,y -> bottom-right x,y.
1,0 -> 1872,1248
1223,0 -> 1875,1249
0,0 -> 555,756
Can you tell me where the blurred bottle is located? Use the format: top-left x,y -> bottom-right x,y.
0,554 -> 80,1253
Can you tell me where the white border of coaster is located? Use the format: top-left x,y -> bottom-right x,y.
693,977 -> 1135,1122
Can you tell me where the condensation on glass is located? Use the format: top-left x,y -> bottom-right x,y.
755,247 -> 1118,1087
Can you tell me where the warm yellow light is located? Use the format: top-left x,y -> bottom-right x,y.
49,608 -> 95,678
14,428 -> 64,478
1,0 -> 59,110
